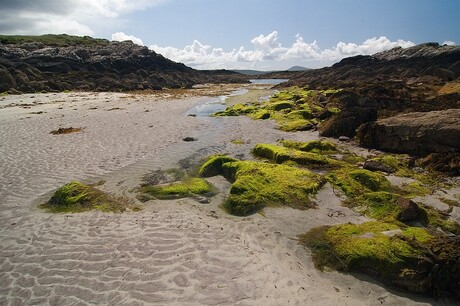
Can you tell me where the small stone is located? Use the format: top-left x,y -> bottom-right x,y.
363,160 -> 395,173
183,137 -> 197,142
338,136 -> 350,141
396,197 -> 421,222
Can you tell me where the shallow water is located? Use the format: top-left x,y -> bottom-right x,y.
185,88 -> 248,117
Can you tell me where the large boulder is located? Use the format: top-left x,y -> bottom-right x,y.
319,107 -> 377,137
357,109 -> 460,155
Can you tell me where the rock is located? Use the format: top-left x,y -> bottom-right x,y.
0,34 -> 250,93
183,137 -> 197,142
357,109 -> 460,155
418,152 -> 460,176
396,197 -> 422,222
363,160 -> 395,173
338,136 -> 350,142
319,108 -> 377,138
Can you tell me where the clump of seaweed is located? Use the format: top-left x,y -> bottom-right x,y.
252,143 -> 342,168
221,161 -> 325,215
213,87 -> 341,132
139,177 -> 214,200
39,181 -> 137,213
299,222 -> 460,299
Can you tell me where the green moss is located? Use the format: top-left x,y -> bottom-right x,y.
39,181 -> 134,213
327,107 -> 341,113
267,101 -> 295,111
221,161 -> 325,215
139,177 -> 214,200
361,191 -> 402,221
421,204 -> 460,234
247,109 -> 271,120
285,109 -> 313,120
278,119 -> 315,132
213,103 -> 257,116
439,197 -> 460,207
401,181 -> 431,197
199,155 -> 238,177
252,143 -> 341,168
0,34 -> 109,46
299,221 -> 432,272
280,139 -> 337,153
326,168 -> 391,198
231,139 -> 245,145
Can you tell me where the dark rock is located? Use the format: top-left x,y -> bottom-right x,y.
183,137 -> 197,142
418,152 -> 460,176
0,34 -> 250,93
357,109 -> 460,155
319,108 -> 377,137
396,197 -> 422,222
363,160 -> 395,173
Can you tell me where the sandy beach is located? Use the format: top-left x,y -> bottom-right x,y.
0,85 -> 454,305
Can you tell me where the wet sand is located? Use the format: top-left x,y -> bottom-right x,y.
0,85 -> 450,305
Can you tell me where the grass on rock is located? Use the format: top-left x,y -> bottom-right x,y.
39,181 -> 136,213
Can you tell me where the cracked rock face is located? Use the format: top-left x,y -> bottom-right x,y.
0,36 -> 247,93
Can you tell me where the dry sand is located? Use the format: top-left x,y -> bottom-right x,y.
0,85 -> 454,305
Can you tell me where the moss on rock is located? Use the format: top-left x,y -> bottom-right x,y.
299,222 -> 460,299
326,168 -> 392,198
221,161 -> 325,215
39,181 -> 135,213
199,155 -> 238,177
280,139 -> 337,153
252,143 -> 341,168
139,177 -> 214,200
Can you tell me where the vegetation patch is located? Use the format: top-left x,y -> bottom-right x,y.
39,181 -> 136,213
198,155 -> 238,177
221,160 -> 325,216
252,143 -> 342,168
139,177 -> 214,200
326,168 -> 392,198
231,139 -> 245,145
280,139 -> 337,153
299,222 -> 460,299
213,87 -> 341,132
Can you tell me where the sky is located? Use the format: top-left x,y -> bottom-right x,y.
0,0 -> 458,70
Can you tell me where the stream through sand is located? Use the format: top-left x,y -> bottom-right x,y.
0,85 -> 444,305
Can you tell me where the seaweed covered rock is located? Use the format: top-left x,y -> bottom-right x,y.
221,161 -> 325,215
40,181 -> 134,213
199,155 -> 238,177
139,177 -> 214,200
252,143 -> 341,168
300,222 -> 460,299
280,139 -> 337,153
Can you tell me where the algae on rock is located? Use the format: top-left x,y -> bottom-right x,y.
40,181 -> 136,213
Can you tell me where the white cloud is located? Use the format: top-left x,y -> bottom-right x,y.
443,40 -> 456,46
150,32 -> 416,70
0,0 -> 168,36
111,32 -> 144,45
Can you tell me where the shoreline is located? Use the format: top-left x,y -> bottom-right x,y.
0,85 -> 453,305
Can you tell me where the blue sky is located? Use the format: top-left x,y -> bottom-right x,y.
1,0 -> 458,70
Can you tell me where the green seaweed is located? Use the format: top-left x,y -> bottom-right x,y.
280,139 -> 337,153
199,155 -> 238,177
139,177 -> 214,200
326,168 -> 392,198
299,221 -> 432,271
39,181 -> 135,213
252,143 -> 341,168
221,161 -> 325,215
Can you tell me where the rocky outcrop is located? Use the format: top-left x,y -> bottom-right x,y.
0,34 -> 249,93
281,43 -> 460,89
357,109 -> 460,156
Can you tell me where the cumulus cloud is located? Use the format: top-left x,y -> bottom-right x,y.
443,41 -> 456,46
0,0 -> 167,35
112,32 -> 144,45
150,32 -> 416,69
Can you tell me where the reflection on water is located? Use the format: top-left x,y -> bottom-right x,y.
186,88 -> 248,117
250,79 -> 288,85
